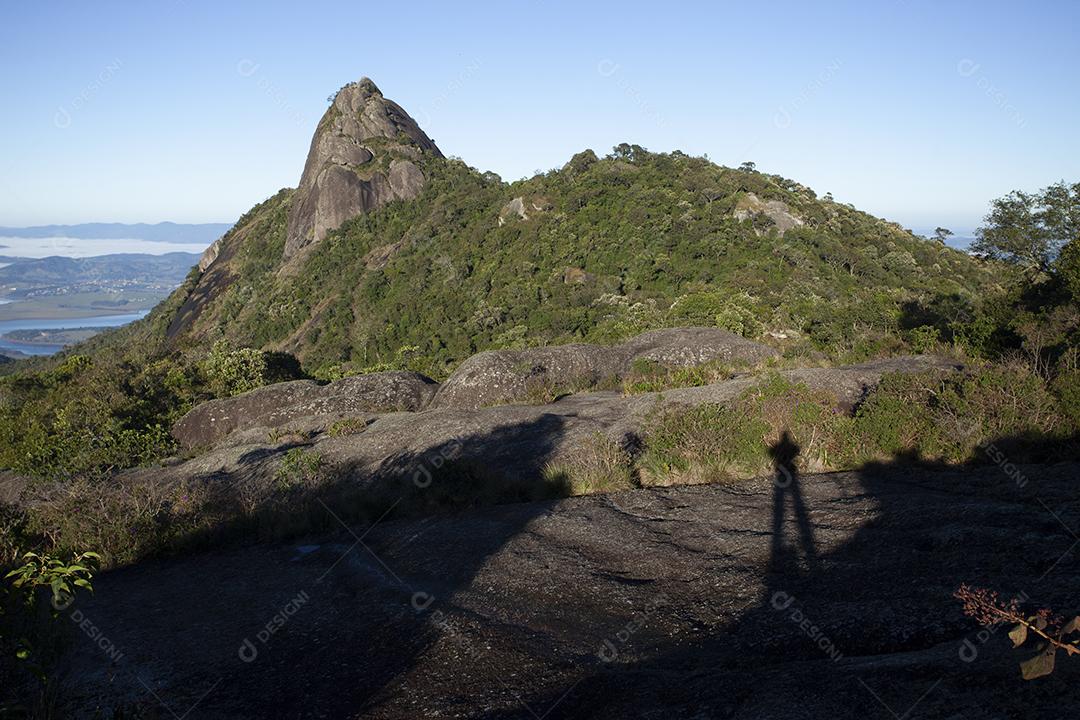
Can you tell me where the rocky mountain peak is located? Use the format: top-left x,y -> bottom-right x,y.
283,78 -> 442,259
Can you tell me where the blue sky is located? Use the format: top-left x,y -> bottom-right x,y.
0,0 -> 1076,235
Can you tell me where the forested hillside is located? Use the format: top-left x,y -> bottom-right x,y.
162,145 -> 997,378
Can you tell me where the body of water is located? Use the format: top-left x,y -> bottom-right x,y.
0,311 -> 148,356
0,234 -> 196,356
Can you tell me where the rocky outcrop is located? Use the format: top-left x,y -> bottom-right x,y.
147,354 -> 963,505
562,267 -> 592,284
172,371 -> 438,449
499,196 -> 529,223
196,236 -> 223,272
497,195 -> 552,226
432,328 -> 780,410
733,192 -> 804,235
166,324 -> 960,463
161,329 -> 786,453
283,78 -> 442,260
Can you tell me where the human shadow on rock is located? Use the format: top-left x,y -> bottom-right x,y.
499,434 -> 1080,719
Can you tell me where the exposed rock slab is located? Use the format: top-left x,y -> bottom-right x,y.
734,191 -> 804,235
630,353 -> 964,412
172,371 -> 438,449
432,327 -> 781,410
56,460 -> 1080,718
140,356 -> 962,511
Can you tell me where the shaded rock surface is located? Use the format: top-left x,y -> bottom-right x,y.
432,327 -> 781,410
56,460 -> 1080,718
172,371 -> 438,449
284,78 -> 442,260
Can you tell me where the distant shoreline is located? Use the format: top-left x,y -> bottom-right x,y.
1,326 -> 102,347
0,302 -> 157,322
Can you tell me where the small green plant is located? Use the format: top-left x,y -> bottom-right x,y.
6,550 -> 100,609
275,448 -> 322,491
327,417 -> 371,437
202,340 -> 302,398
266,427 -> 313,444
3,550 -> 100,680
668,291 -> 763,338
203,341 -> 270,397
1052,368 -> 1080,431
521,381 -> 565,405
906,324 -> 941,353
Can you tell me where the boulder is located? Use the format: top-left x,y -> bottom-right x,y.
497,195 -> 552,226
622,327 -> 780,367
172,371 -> 438,449
432,328 -> 779,410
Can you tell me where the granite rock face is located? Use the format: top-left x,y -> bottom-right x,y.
432,327 -> 781,410
57,459 -> 1080,719
283,78 -> 442,259
733,192 -> 804,235
196,237 -> 223,272
171,371 -> 439,449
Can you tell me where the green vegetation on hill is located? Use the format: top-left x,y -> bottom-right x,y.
177,146 -> 997,377
0,339 -> 301,480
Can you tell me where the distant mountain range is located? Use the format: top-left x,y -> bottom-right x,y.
0,222 -> 232,244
